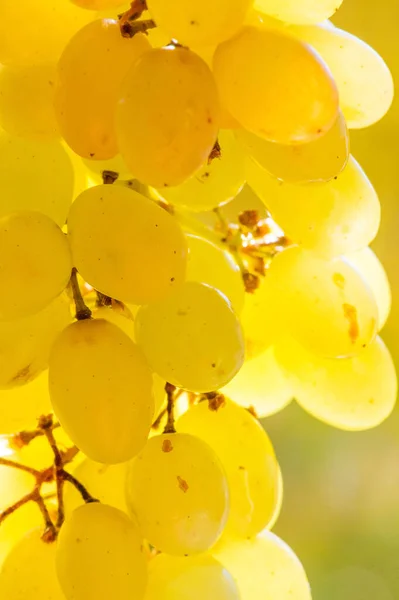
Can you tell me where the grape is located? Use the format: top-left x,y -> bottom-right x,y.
0,372 -> 52,434
276,335 -> 397,431
212,26 -> 338,144
0,211 -> 72,321
213,530 -> 312,600
157,130 -> 246,211
67,184 -> 188,305
0,133 -> 74,226
55,20 -> 151,160
56,503 -> 147,600
253,0 -> 343,25
0,64 -> 59,140
185,234 -> 245,313
135,282 -> 245,392
144,553 -> 240,600
116,46 -> 220,188
0,0 -> 93,66
74,0 -> 125,9
238,110 -> 349,184
126,433 -> 229,555
0,294 -> 71,390
48,318 -> 154,464
247,156 -> 381,258
178,398 -> 279,537
266,246 -> 378,358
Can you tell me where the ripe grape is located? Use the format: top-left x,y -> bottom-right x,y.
213,26 -> 338,144
254,0 -> 344,25
67,184 -> 187,304
56,503 -> 147,600
117,46 -> 220,187
135,281 -> 245,392
0,372 -> 52,434
48,318 -> 154,464
0,211 -> 72,321
126,433 -> 229,555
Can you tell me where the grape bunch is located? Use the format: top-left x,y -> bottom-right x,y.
0,0 -> 395,599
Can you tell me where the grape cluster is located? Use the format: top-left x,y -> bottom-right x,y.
0,0 -> 395,599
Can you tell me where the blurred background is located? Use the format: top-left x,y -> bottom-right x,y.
266,2 -> 399,597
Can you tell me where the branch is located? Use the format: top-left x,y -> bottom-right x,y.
61,471 -> 99,504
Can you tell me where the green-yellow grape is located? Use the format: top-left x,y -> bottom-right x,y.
254,0 -> 343,25
135,282 -> 245,392
0,133 -> 74,226
0,528 -> 64,600
213,530 -> 312,600
0,0 -> 93,66
67,184 -> 188,305
117,46 -> 220,188
56,503 -> 147,600
178,398 -> 279,538
144,554 -> 240,600
48,318 -> 154,464
55,20 -> 151,160
0,211 -> 72,321
266,246 -> 378,358
276,335 -> 397,431
238,110 -> 349,184
0,294 -> 71,389
213,26 -> 338,145
0,372 -> 52,434
247,155 -> 381,258
126,433 -> 229,555
157,130 -> 246,211
185,234 -> 245,313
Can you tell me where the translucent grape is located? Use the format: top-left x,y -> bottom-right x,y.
56,503 -> 147,600
214,530 -> 312,600
178,398 -> 279,537
135,282 -> 245,392
67,184 -> 187,304
0,373 -> 52,434
276,335 -> 397,431
157,130 -> 246,211
55,20 -> 151,160
0,133 -> 74,226
0,211 -> 72,321
238,110 -> 349,184
126,433 -> 229,555
144,554 -> 240,600
185,234 -> 245,313
247,155 -> 381,258
213,26 -> 338,144
49,318 -> 154,464
0,294 -> 71,389
266,246 -> 378,358
254,0 -> 343,25
117,46 -> 220,187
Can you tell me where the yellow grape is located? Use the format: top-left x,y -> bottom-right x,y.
214,530 -> 312,600
267,246 -> 378,358
346,247 -> 391,331
178,398 -> 279,538
117,46 -> 220,187
222,345 -> 294,417
254,0 -> 343,24
0,211 -> 72,321
67,184 -> 187,304
48,318 -> 154,464
147,0 -> 252,47
0,372 -> 52,434
289,24 -> 394,129
276,335 -> 397,431
185,234 -> 245,313
247,155 -> 381,258
213,26 -> 338,144
55,20 -> 151,160
0,0 -> 93,66
157,130 -> 246,211
56,503 -> 147,600
144,554 -> 240,600
74,0 -> 124,9
0,133 -> 74,226
238,110 -> 349,184
0,294 -> 71,389
82,154 -> 133,182
135,282 -> 245,392
126,433 -> 229,555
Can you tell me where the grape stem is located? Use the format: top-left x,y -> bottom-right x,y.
163,383 -> 177,434
61,471 -> 98,505
69,268 -> 92,321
